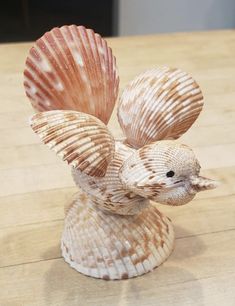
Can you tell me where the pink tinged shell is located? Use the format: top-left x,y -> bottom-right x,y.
30,110 -> 115,177
62,194 -> 174,280
24,25 -> 119,124
117,67 -> 204,148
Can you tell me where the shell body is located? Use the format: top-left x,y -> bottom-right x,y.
72,141 -> 149,215
118,67 -> 203,148
62,192 -> 174,280
24,25 -> 119,124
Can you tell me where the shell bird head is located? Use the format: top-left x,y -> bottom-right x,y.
120,141 -> 218,206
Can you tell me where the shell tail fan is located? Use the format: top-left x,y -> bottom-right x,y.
24,25 -> 119,124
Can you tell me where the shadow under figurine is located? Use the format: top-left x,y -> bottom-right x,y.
24,25 -> 217,280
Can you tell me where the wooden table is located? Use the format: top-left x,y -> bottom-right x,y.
0,30 -> 235,306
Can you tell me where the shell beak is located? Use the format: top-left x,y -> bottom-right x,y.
190,176 -> 219,192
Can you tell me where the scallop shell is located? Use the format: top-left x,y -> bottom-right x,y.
61,192 -> 174,280
117,67 -> 203,148
24,25 -> 119,124
72,141 -> 149,216
30,110 -> 115,177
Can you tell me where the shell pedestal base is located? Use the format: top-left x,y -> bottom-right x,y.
61,194 -> 175,280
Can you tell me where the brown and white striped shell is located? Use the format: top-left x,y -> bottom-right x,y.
24,25 -> 119,124
72,141 -> 149,216
120,140 -> 217,206
30,110 -> 115,177
117,67 -> 203,148
61,192 -> 174,280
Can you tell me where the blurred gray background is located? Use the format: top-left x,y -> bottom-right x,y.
117,0 -> 235,35
1,0 -> 235,42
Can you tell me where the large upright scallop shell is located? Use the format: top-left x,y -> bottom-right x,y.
117,67 -> 203,148
24,25 -> 119,124
30,110 -> 115,177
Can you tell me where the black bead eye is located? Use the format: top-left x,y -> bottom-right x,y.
166,171 -> 175,177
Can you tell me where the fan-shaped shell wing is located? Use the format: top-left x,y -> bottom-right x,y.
24,25 -> 119,124
118,67 -> 203,148
30,110 -> 115,177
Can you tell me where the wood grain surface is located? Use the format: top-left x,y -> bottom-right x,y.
0,30 -> 235,306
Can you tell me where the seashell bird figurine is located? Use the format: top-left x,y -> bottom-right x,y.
24,25 -> 217,280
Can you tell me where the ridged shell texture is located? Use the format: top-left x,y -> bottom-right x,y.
30,110 -> 115,177
118,67 -> 203,148
61,193 -> 174,280
24,25 -> 119,124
